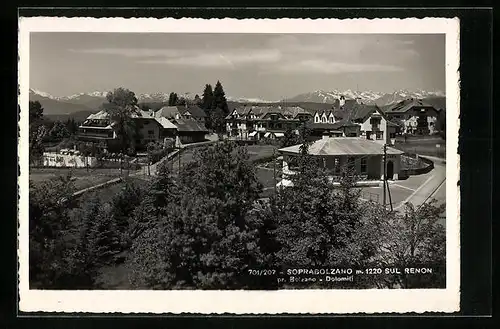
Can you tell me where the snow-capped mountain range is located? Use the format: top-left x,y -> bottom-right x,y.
29,88 -> 173,103
226,96 -> 274,103
284,89 -> 445,105
28,88 -> 445,117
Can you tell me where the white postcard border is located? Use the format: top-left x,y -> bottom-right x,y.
18,16 -> 460,314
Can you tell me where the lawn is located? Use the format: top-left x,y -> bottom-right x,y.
394,139 -> 446,158
29,167 -> 123,191
246,145 -> 279,163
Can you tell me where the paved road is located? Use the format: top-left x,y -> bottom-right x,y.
395,162 -> 446,209
356,161 -> 446,211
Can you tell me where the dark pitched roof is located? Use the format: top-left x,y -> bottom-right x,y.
351,104 -> 378,121
227,106 -> 252,119
422,97 -> 446,111
385,98 -> 437,114
184,105 -> 207,118
341,99 -> 359,112
332,109 -> 347,120
282,106 -> 311,118
175,119 -> 208,133
251,106 -> 280,118
157,106 -> 182,118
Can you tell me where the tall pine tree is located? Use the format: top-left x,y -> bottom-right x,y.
212,80 -> 229,115
201,84 -> 214,110
168,92 -> 179,106
202,84 -> 215,130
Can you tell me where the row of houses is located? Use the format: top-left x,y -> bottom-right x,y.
225,97 -> 443,144
77,104 -> 208,151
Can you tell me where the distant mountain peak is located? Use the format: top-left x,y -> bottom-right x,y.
285,89 -> 445,105
29,88 -> 58,100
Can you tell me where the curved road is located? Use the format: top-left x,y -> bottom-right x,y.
394,159 -> 446,210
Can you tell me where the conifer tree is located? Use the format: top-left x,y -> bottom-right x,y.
128,142 -> 264,289
212,80 -> 229,115
201,84 -> 214,110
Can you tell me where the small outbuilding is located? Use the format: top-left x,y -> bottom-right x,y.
278,136 -> 404,180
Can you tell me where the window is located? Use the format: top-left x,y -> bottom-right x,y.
376,131 -> 383,140
334,157 -> 340,175
317,157 -> 325,168
360,157 -> 367,174
322,117 -> 327,123
288,156 -> 299,170
366,131 -> 372,140
347,157 -> 355,172
390,132 -> 396,139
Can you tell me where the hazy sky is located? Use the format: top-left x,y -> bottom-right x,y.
29,33 -> 445,101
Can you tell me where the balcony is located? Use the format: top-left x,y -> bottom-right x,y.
77,128 -> 115,140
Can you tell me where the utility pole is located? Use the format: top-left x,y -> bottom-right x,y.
178,147 -> 181,176
273,148 -> 277,194
387,177 -> 394,212
383,143 -> 387,207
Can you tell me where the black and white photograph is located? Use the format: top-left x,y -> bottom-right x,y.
18,17 -> 460,313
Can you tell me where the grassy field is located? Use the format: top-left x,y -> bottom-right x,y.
394,136 -> 446,158
246,144 -> 279,162
29,167 -> 123,191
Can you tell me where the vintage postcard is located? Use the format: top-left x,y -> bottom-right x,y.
18,16 -> 460,314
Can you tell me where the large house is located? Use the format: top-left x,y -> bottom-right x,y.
382,99 -> 440,135
278,136 -> 404,181
348,104 -> 400,144
301,102 -> 400,144
157,105 -> 207,125
77,105 -> 206,151
225,105 -> 313,139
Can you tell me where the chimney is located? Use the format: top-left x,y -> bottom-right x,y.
339,96 -> 346,108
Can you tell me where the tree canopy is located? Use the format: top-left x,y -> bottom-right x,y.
29,100 -> 44,122
213,80 -> 229,116
106,88 -> 138,108
103,88 -> 139,153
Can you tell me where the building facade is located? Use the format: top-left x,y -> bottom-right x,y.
351,105 -> 400,145
77,105 -> 204,152
383,99 -> 439,135
225,105 -> 313,139
278,136 -> 404,181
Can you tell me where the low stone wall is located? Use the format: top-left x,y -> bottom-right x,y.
72,177 -> 123,198
399,154 -> 434,178
181,139 -> 219,149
